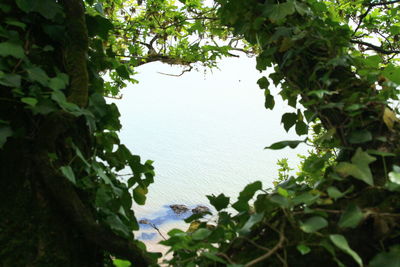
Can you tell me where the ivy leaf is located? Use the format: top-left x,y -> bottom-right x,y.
338,203 -> 364,228
0,126 -> 12,148
369,246 -> 400,267
281,112 -> 297,132
105,214 -> 131,238
297,244 -> 311,255
232,181 -> 262,212
202,252 -> 227,264
335,148 -> 376,185
112,259 -> 131,267
329,234 -> 363,266
60,166 -> 76,184
207,193 -> 230,211
0,41 -> 24,58
116,65 -> 130,79
26,66 -> 49,86
327,186 -> 343,200
295,120 -> 308,135
265,139 -> 305,150
86,15 -> 113,40
348,130 -> 372,144
264,2 -> 296,22
389,165 -> 400,185
238,212 -> 264,235
16,0 -> 63,20
0,73 -> 21,87
382,64 -> 400,84
133,185 -> 148,205
257,76 -> 269,89
383,107 -> 398,130
265,93 -> 275,110
21,97 -> 38,107
192,228 -> 211,240
300,216 -> 328,233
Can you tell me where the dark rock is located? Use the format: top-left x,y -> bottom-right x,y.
169,204 -> 189,214
192,205 -> 210,214
139,219 -> 150,225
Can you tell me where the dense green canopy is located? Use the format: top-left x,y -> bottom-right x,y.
0,0 -> 399,266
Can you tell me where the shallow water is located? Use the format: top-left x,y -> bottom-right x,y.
112,57 -> 308,246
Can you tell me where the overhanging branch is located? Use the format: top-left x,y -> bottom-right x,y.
350,40 -> 400,55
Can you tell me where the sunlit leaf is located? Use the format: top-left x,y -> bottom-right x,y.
329,234 -> 362,266
300,216 -> 328,233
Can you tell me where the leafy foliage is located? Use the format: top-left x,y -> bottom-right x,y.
1,0 -> 400,266
160,0 -> 400,265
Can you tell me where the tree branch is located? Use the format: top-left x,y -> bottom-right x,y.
368,0 -> 400,7
350,40 -> 400,55
244,222 -> 286,267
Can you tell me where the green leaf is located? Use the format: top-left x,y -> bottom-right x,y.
0,73 -> 21,87
112,258 -> 131,267
167,229 -> 186,237
21,97 -> 38,107
335,148 -> 376,185
270,194 -> 289,208
265,93 -> 275,110
348,130 -> 372,144
295,120 -> 308,135
300,216 -> 328,233
133,185 -> 148,205
116,65 -> 130,79
265,139 -> 305,150
0,41 -> 24,58
257,76 -> 269,89
60,166 -> 76,184
86,15 -> 114,40
16,0 -> 63,20
364,55 -> 381,68
232,181 -> 262,212
238,212 -> 264,235
327,186 -> 343,199
281,112 -> 297,132
367,149 -> 396,157
202,252 -> 227,264
277,187 -> 289,197
192,228 -> 211,240
369,247 -> 400,267
382,64 -> 400,84
265,2 -> 296,22
338,203 -> 363,228
26,66 -> 49,86
49,75 -> 68,91
297,244 -> 311,255
389,171 -> 400,185
105,214 -> 131,238
0,126 -> 12,148
329,234 -> 363,266
207,193 -> 230,211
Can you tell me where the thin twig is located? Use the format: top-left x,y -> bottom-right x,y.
157,66 -> 193,77
244,222 -> 286,267
216,253 -> 236,264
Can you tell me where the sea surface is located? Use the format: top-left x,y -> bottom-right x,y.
111,56 -> 308,250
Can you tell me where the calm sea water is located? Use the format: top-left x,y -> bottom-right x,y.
111,57 -> 308,245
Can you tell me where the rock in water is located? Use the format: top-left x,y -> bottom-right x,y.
192,205 -> 210,214
169,204 -> 189,214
